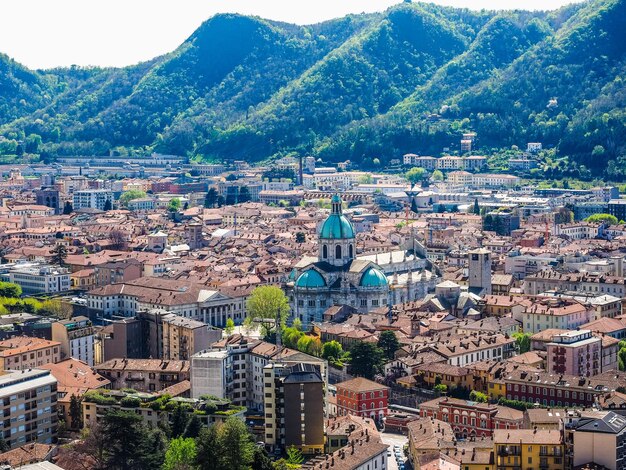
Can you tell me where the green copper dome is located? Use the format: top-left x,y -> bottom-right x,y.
360,267 -> 388,288
319,214 -> 355,239
295,269 -> 326,288
319,194 -> 355,239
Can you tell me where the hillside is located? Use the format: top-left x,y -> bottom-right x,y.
1,0 -> 625,175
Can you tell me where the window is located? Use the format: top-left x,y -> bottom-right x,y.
322,245 -> 328,259
335,245 -> 342,260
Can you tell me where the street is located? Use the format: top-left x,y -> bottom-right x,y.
380,432 -> 409,470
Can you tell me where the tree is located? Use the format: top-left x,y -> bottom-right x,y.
585,213 -> 618,225
473,198 -> 480,215
163,437 -> 197,470
405,167 -> 426,185
103,199 -> 112,211
378,331 -> 400,360
239,186 -> 251,203
432,170 -> 444,181
170,404 -> 190,438
321,340 -> 343,362
204,188 -> 218,208
51,244 -> 68,266
40,299 -> 72,319
109,230 -> 128,250
349,342 -> 385,379
469,390 -> 488,403
119,190 -> 147,207
246,286 -> 290,338
226,174 -> 238,182
219,417 -> 255,470
101,409 -> 166,469
63,201 -> 73,214
69,394 -> 83,429
295,232 -> 306,244
0,282 -> 21,298
168,198 -> 182,213
282,327 -> 304,349
286,446 -> 303,466
434,384 -> 447,394
554,207 -> 573,225
251,446 -> 273,470
195,425 -> 221,470
224,318 -> 235,336
183,414 -> 202,439
512,332 -> 531,354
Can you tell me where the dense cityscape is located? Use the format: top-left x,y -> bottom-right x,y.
1,0 -> 626,469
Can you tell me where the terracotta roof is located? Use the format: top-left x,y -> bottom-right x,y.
336,377 -> 389,393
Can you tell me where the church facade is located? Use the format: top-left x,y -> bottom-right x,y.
286,195 -> 439,327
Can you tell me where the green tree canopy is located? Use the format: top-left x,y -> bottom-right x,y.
585,213 -> 618,225
163,437 -> 197,470
168,198 -> 182,213
0,282 -> 21,298
119,189 -> 147,207
405,167 -> 426,184
246,286 -> 290,337
512,332 -> 531,354
349,342 -> 385,379
377,331 -> 400,360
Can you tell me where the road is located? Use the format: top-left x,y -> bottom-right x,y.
380,432 -> 409,470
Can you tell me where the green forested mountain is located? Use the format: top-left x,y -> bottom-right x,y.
1,0 -> 625,176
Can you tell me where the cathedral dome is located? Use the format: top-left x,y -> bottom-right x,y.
360,267 -> 388,288
295,269 -> 326,288
319,194 -> 355,240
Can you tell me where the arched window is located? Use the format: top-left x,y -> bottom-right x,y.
335,245 -> 342,260
349,244 -> 354,258
322,245 -> 328,259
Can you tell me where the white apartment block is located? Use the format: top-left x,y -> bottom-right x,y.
2,265 -> 70,295
72,189 -> 113,210
0,369 -> 58,449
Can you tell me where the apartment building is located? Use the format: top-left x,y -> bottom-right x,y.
501,369 -> 626,407
0,337 -> 61,370
494,429 -> 565,470
419,396 -> 523,439
191,334 -> 327,413
95,358 -> 190,392
0,369 -> 58,449
51,316 -> 95,366
573,411 -> 626,470
335,377 -> 389,421
72,189 -> 113,211
523,271 -> 626,298
546,330 -> 602,377
1,265 -> 70,295
263,363 -> 325,455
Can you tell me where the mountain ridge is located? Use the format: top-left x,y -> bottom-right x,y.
1,0 -> 625,177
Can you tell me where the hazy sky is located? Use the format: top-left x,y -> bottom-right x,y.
2,0 -> 583,69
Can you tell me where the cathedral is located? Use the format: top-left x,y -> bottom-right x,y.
286,194 -> 440,327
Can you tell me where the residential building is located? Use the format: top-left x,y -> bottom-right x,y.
608,199 -> 626,222
95,358 -> 190,392
0,369 -> 58,449
40,358 -> 110,429
190,350 -> 231,400
501,369 -> 626,407
1,265 -> 70,295
546,330 -> 602,377
72,190 -> 113,211
419,397 -> 523,439
494,429 -> 564,470
82,389 -> 244,430
191,335 -> 327,413
572,411 -> 626,470
0,337 -> 61,370
51,316 -> 95,366
335,377 -> 389,421
524,271 -> 626,298
263,363 -> 325,455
